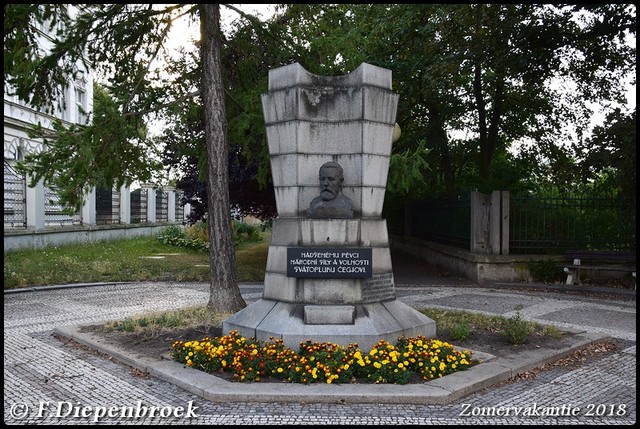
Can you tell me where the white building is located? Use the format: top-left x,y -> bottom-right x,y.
4,6 -> 187,251
4,8 -> 93,230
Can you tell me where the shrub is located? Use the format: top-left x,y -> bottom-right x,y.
232,221 -> 263,244
503,306 -> 531,345
156,225 -> 208,252
184,221 -> 209,242
528,259 -> 563,283
159,221 -> 263,251
450,323 -> 471,341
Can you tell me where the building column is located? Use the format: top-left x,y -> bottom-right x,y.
25,177 -> 45,230
166,186 -> 176,223
120,185 -> 131,224
81,187 -> 96,226
143,185 -> 156,223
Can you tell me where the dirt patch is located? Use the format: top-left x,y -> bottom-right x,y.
74,323 -> 623,385
80,323 -> 596,363
79,324 -> 221,361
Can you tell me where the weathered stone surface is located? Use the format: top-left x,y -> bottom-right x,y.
223,63 -> 435,349
304,305 -> 355,325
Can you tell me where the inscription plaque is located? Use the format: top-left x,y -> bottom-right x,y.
287,247 -> 373,278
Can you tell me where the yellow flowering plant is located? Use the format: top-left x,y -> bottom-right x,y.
172,330 -> 474,385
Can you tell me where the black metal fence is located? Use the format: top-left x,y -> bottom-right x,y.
509,192 -> 635,254
156,190 -> 168,223
130,188 -> 148,224
387,191 -> 635,255
405,195 -> 472,250
96,186 -> 121,225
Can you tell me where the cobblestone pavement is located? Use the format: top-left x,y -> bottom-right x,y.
4,280 -> 636,425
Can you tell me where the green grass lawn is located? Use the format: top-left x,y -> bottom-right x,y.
3,231 -> 270,289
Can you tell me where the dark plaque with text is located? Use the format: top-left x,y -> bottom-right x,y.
287,247 -> 373,278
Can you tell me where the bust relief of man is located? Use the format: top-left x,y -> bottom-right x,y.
307,161 -> 354,219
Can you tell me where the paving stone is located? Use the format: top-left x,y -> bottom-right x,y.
4,281 -> 636,424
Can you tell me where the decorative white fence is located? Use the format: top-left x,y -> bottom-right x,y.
4,165 -> 190,251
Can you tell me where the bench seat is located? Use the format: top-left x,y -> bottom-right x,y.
563,251 -> 636,289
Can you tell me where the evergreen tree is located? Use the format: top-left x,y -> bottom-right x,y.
4,4 -> 246,311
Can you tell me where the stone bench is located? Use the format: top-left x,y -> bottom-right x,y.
563,250 -> 636,289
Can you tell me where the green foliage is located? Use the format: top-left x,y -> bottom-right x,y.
232,221 -> 263,244
420,308 -> 561,345
4,4 -> 79,112
157,225 -> 209,253
450,323 -> 471,341
386,139 -> 431,201
5,5 -> 182,214
307,4 -> 635,198
3,233 -> 269,289
15,83 -> 162,213
576,109 -> 636,203
528,259 -> 564,283
502,306 -> 531,345
184,222 -> 209,242
104,306 -> 230,338
157,222 -> 264,252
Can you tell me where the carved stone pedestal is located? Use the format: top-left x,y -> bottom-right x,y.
223,63 -> 435,350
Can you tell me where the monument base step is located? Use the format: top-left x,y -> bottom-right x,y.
304,304 -> 355,325
222,299 -> 436,351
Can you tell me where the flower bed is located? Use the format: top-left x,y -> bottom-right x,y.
172,330 -> 474,384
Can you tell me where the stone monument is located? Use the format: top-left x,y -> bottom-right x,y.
222,62 -> 435,351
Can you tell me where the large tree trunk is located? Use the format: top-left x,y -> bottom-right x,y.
200,4 -> 246,312
474,59 -> 505,181
427,109 -> 456,197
